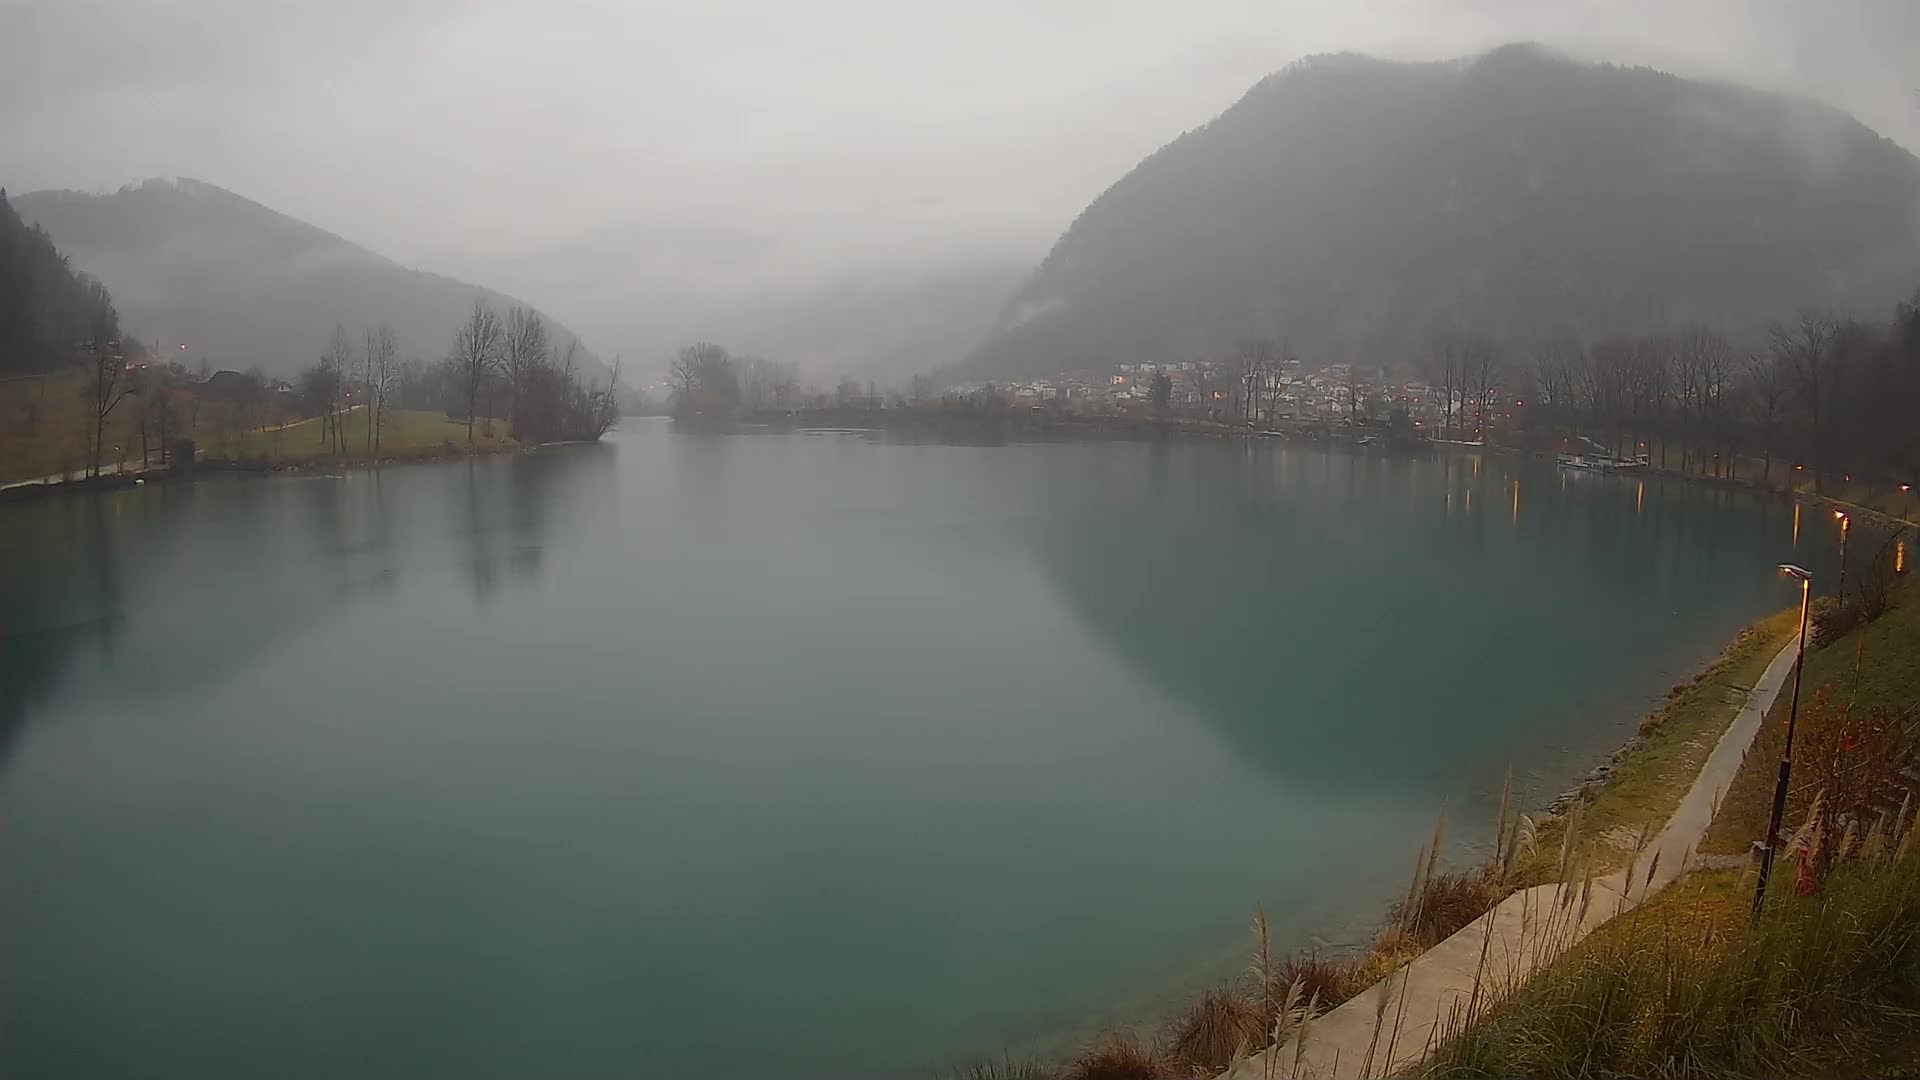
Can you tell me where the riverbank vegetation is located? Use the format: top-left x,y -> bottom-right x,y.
1413,571 -> 1920,1077
3,191 -> 618,485
1386,293 -> 1920,521
950,565 -> 1916,1080
1,303 -> 617,485
1423,818 -> 1920,1077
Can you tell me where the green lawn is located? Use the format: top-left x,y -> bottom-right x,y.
206,406 -> 516,467
2,367 -> 514,482
0,368 -> 148,482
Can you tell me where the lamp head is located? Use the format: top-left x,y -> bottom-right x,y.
1779,563 -> 1813,582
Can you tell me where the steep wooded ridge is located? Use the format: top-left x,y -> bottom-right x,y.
965,44 -> 1920,377
0,189 -> 120,372
13,178 -> 607,380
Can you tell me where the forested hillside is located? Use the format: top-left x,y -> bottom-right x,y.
966,45 -> 1920,377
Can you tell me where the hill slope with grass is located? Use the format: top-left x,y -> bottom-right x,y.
964,44 -> 1920,377
12,179 -> 608,383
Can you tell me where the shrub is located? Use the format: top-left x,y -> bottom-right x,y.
1278,950 -> 1360,1009
1163,987 -> 1264,1073
1390,866 -> 1502,947
1059,1033 -> 1177,1080
1810,595 -> 1861,647
943,1054 -> 1051,1080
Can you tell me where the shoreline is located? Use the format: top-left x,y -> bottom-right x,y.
991,604 -> 1803,1078
1230,634 -> 1803,1079
0,434 -> 592,505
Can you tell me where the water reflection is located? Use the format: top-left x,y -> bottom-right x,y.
1027,444 -> 1835,800
0,448 -> 610,762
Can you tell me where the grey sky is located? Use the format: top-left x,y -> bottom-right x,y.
4,0 -> 1917,372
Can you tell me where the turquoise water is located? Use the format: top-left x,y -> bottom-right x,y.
0,423 -> 1835,1078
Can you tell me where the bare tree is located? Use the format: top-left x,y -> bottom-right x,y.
1339,364 -> 1363,422
1633,333 -> 1672,466
501,306 -> 548,438
1740,349 -> 1788,487
1770,309 -> 1840,491
83,328 -> 134,478
137,367 -> 178,466
322,323 -> 353,453
1530,338 -> 1581,440
669,342 -> 739,418
740,355 -> 787,413
1461,337 -> 1500,440
1231,338 -> 1274,423
364,324 -> 399,454
1425,334 -> 1494,437
1425,341 -> 1463,436
449,302 -> 502,443
1672,325 -> 1732,475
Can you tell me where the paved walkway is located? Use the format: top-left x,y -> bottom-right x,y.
1225,639 -> 1801,1080
0,459 -> 153,492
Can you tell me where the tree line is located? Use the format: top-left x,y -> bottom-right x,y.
1421,291 -> 1920,491
299,300 -> 619,450
667,343 -> 810,417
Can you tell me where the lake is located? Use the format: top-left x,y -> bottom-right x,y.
0,421 -> 1837,1078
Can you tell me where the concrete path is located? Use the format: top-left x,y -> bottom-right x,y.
0,459 -> 153,491
1225,639 -> 1801,1080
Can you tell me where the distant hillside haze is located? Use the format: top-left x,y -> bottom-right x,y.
13,179 -> 610,382
965,45 -> 1920,378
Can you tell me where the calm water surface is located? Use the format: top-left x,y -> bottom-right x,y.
0,422 -> 1836,1078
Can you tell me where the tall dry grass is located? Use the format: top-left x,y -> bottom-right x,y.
1423,795 -> 1920,1078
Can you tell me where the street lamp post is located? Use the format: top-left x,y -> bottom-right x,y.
1753,563 -> 1813,920
1834,511 -> 1851,603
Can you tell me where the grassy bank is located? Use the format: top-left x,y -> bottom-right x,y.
945,608 -> 1815,1079
2,368 -> 516,484
0,368 -> 157,482
203,406 -> 518,469
1415,573 -> 1920,1078
1516,609 -> 1800,881
1703,574 -> 1920,859
1423,839 -> 1920,1077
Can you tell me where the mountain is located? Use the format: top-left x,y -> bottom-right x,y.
12,179 -> 609,381
0,189 -> 120,372
965,45 -> 1920,378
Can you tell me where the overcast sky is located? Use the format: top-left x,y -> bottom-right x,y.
5,0 -> 1918,286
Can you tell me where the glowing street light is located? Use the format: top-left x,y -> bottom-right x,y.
1834,511 -> 1851,600
1753,562 -> 1814,920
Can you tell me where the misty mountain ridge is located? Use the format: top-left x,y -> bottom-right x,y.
966,43 -> 1920,378
421,217 -> 1030,385
13,178 -> 612,383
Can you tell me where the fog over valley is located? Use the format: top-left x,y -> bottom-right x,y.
13,4 -> 1920,1079
6,0 -> 1919,385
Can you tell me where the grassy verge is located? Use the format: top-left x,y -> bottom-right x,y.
1422,834 -> 1920,1078
1704,574 -> 1920,857
1,368 -> 158,482
2,367 -> 518,484
1419,576 -> 1920,1078
201,406 -> 518,468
